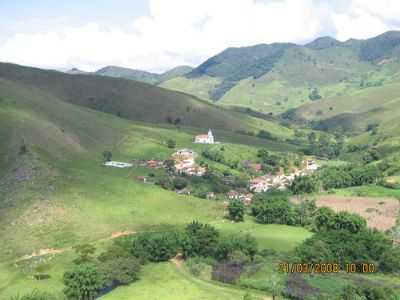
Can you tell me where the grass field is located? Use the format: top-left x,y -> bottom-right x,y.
214,220 -> 313,252
0,73 -> 308,299
101,262 -> 268,300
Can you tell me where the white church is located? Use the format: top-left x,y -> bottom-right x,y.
194,129 -> 215,144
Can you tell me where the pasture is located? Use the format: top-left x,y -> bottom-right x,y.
313,195 -> 400,231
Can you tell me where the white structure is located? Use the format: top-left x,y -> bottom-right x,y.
194,129 -> 215,144
306,159 -> 319,171
104,161 -> 133,168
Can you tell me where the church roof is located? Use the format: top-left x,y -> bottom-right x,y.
195,134 -> 209,138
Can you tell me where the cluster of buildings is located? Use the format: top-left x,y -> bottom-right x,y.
249,159 -> 319,193
227,190 -> 254,205
171,149 -> 206,177
134,159 -> 164,169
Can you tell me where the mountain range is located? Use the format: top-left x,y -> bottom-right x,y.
66,65 -> 193,85
161,31 -> 400,115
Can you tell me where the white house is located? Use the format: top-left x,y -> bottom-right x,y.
194,129 -> 215,144
104,161 -> 133,168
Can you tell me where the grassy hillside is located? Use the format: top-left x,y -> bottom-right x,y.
291,81 -> 400,132
0,70 -> 308,299
0,63 -> 294,138
95,66 -> 161,84
90,65 -> 193,84
161,31 -> 400,115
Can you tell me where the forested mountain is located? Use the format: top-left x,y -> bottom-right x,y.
161,31 -> 400,114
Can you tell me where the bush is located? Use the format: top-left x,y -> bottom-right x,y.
98,257 -> 141,287
296,229 -> 393,267
102,151 -> 112,162
182,221 -> 219,258
167,139 -> 176,149
309,88 -> 322,101
228,199 -> 245,222
186,257 -> 212,276
129,232 -> 181,262
251,192 -> 292,224
63,264 -> 103,300
289,175 -> 319,195
172,177 -> 188,190
215,234 -> 258,261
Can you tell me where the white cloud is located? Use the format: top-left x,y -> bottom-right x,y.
333,0 -> 400,41
0,0 -> 399,72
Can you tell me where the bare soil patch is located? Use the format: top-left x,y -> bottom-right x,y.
17,248 -> 65,262
110,230 -> 136,239
310,196 -> 400,231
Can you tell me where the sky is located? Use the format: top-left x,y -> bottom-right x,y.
0,0 -> 400,73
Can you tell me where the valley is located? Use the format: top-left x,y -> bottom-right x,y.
1,30 -> 400,300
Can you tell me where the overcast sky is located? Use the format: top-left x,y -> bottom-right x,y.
1,0 -> 400,72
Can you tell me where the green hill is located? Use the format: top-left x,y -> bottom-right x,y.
0,62 -> 292,137
0,63 -> 304,299
95,66 -> 161,84
160,31 -> 400,115
93,65 -> 193,84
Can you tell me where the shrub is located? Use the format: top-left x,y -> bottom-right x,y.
182,221 -> 219,258
251,193 -> 292,224
98,257 -> 141,286
102,151 -> 112,162
289,175 -> 319,195
129,232 -> 181,262
172,177 -> 188,190
63,264 -> 103,300
228,199 -> 245,222
167,139 -> 176,149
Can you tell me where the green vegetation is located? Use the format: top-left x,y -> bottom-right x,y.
161,31 -> 400,116
227,200 -> 245,222
2,31 -> 400,300
0,62 -> 292,136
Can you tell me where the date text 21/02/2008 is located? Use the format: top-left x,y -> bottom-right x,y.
279,262 -> 376,274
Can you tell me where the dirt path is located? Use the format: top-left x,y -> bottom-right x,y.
16,230 -> 137,262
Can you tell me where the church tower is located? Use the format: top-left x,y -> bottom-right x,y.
208,129 -> 214,144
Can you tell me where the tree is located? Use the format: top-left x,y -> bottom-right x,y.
331,212 -> 367,234
309,88 -> 322,101
173,177 -> 188,190
98,257 -> 141,287
19,139 -> 28,155
228,200 -> 245,222
182,221 -> 219,258
73,244 -> 96,264
164,159 -> 175,172
308,132 -> 317,144
167,139 -> 176,149
128,232 -> 180,263
289,175 -> 319,195
215,234 -> 258,261
63,264 -> 103,300
257,130 -> 274,140
102,151 -> 112,162
251,193 -> 292,225
380,246 -> 400,273
313,207 -> 336,232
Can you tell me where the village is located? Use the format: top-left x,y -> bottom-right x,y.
104,129 -> 319,205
